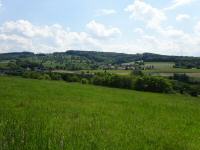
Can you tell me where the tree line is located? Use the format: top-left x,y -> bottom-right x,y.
3,70 -> 198,97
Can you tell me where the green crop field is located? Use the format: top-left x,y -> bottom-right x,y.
82,70 -> 132,75
144,62 -> 200,79
1,77 -> 200,150
79,62 -> 200,77
145,62 -> 175,69
53,70 -> 132,76
145,68 -> 200,73
0,60 -> 10,68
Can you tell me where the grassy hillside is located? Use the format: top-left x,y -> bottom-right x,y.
0,77 -> 200,150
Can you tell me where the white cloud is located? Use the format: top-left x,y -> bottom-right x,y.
0,20 -> 101,53
0,34 -> 32,49
137,31 -> 200,56
1,20 -> 54,38
134,28 -> 144,34
0,20 -> 120,54
95,9 -> 117,16
86,20 -> 121,39
160,26 -> 187,38
194,21 -> 200,34
176,14 -> 190,21
124,1 -> 188,39
125,0 -> 167,29
165,0 -> 195,10
0,19 -> 200,56
124,1 -> 200,56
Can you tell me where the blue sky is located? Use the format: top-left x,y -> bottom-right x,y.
0,0 -> 200,56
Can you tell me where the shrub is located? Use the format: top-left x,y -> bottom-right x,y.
81,79 -> 88,84
92,72 -> 108,85
134,76 -> 173,93
62,73 -> 81,82
49,73 -> 62,80
131,69 -> 144,76
172,81 -> 189,94
92,72 -> 134,89
109,75 -> 134,89
38,74 -> 51,80
172,73 -> 190,83
23,71 -> 51,80
189,88 -> 198,97
172,81 -> 199,97
22,71 -> 41,79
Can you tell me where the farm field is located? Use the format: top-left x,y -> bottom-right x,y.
145,62 -> 200,73
1,58 -> 200,78
1,76 -> 200,150
145,68 -> 200,73
144,62 -> 200,78
149,72 -> 200,78
0,60 -> 10,68
81,69 -> 132,75
53,69 -> 132,75
54,68 -> 200,79
145,62 -> 175,69
80,62 -> 200,77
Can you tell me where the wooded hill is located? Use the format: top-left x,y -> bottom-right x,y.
0,50 -> 200,69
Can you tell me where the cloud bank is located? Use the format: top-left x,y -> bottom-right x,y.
0,0 -> 200,56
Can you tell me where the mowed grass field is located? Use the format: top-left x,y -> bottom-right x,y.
1,77 -> 200,150
144,62 -> 200,79
145,62 -> 200,73
145,62 -> 175,69
78,62 -> 200,77
82,70 -> 132,75
54,70 -> 132,76
0,60 -> 10,68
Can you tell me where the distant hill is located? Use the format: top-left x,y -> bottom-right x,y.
0,50 -> 200,70
0,50 -> 199,63
0,52 -> 34,60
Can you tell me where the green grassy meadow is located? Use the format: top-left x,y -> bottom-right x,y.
144,62 -> 200,73
1,77 -> 200,150
145,68 -> 200,74
0,60 -> 10,68
80,62 -> 200,77
145,62 -> 175,69
82,70 -> 132,75
54,69 -> 132,76
144,62 -> 200,79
